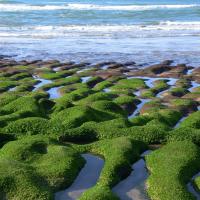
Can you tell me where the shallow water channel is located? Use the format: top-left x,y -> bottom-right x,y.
187,172 -> 200,200
128,99 -> 150,119
81,76 -> 91,83
188,81 -> 200,92
112,150 -> 152,200
47,86 -> 63,99
32,76 -> 53,91
55,153 -> 104,200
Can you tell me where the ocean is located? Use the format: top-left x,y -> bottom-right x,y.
0,0 -> 200,65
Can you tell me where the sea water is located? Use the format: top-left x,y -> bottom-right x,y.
0,0 -> 200,65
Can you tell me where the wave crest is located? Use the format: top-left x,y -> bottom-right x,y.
1,22 -> 200,38
0,3 -> 199,12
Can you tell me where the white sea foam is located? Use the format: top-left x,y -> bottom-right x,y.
0,4 -> 66,11
66,3 -> 199,11
1,21 -> 200,35
159,21 -> 200,25
0,3 -> 199,12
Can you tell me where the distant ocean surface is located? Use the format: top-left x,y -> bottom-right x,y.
0,0 -> 200,65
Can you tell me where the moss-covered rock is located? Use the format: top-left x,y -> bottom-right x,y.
0,135 -> 84,200
76,137 -> 147,200
146,141 -> 200,200
179,111 -> 200,129
3,117 -> 51,137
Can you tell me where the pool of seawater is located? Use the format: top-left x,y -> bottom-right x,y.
55,153 -> 104,200
112,150 -> 152,200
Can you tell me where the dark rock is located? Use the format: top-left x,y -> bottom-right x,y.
161,60 -> 174,65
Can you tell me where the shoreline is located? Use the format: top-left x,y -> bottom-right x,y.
0,55 -> 199,69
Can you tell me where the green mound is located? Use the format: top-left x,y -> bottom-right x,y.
141,80 -> 169,98
3,117 -> 50,137
180,111 -> 200,129
76,137 -> 147,200
0,96 -> 44,116
0,135 -> 84,200
0,81 -> 17,92
50,105 -> 117,135
41,76 -> 81,91
170,98 -> 197,113
169,87 -> 188,97
110,78 -> 146,92
0,93 -> 20,107
193,176 -> 200,195
90,100 -> 127,118
168,127 -> 200,145
76,92 -> 115,105
38,70 -> 73,80
146,141 -> 200,200
93,80 -> 113,91
60,116 -> 169,144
